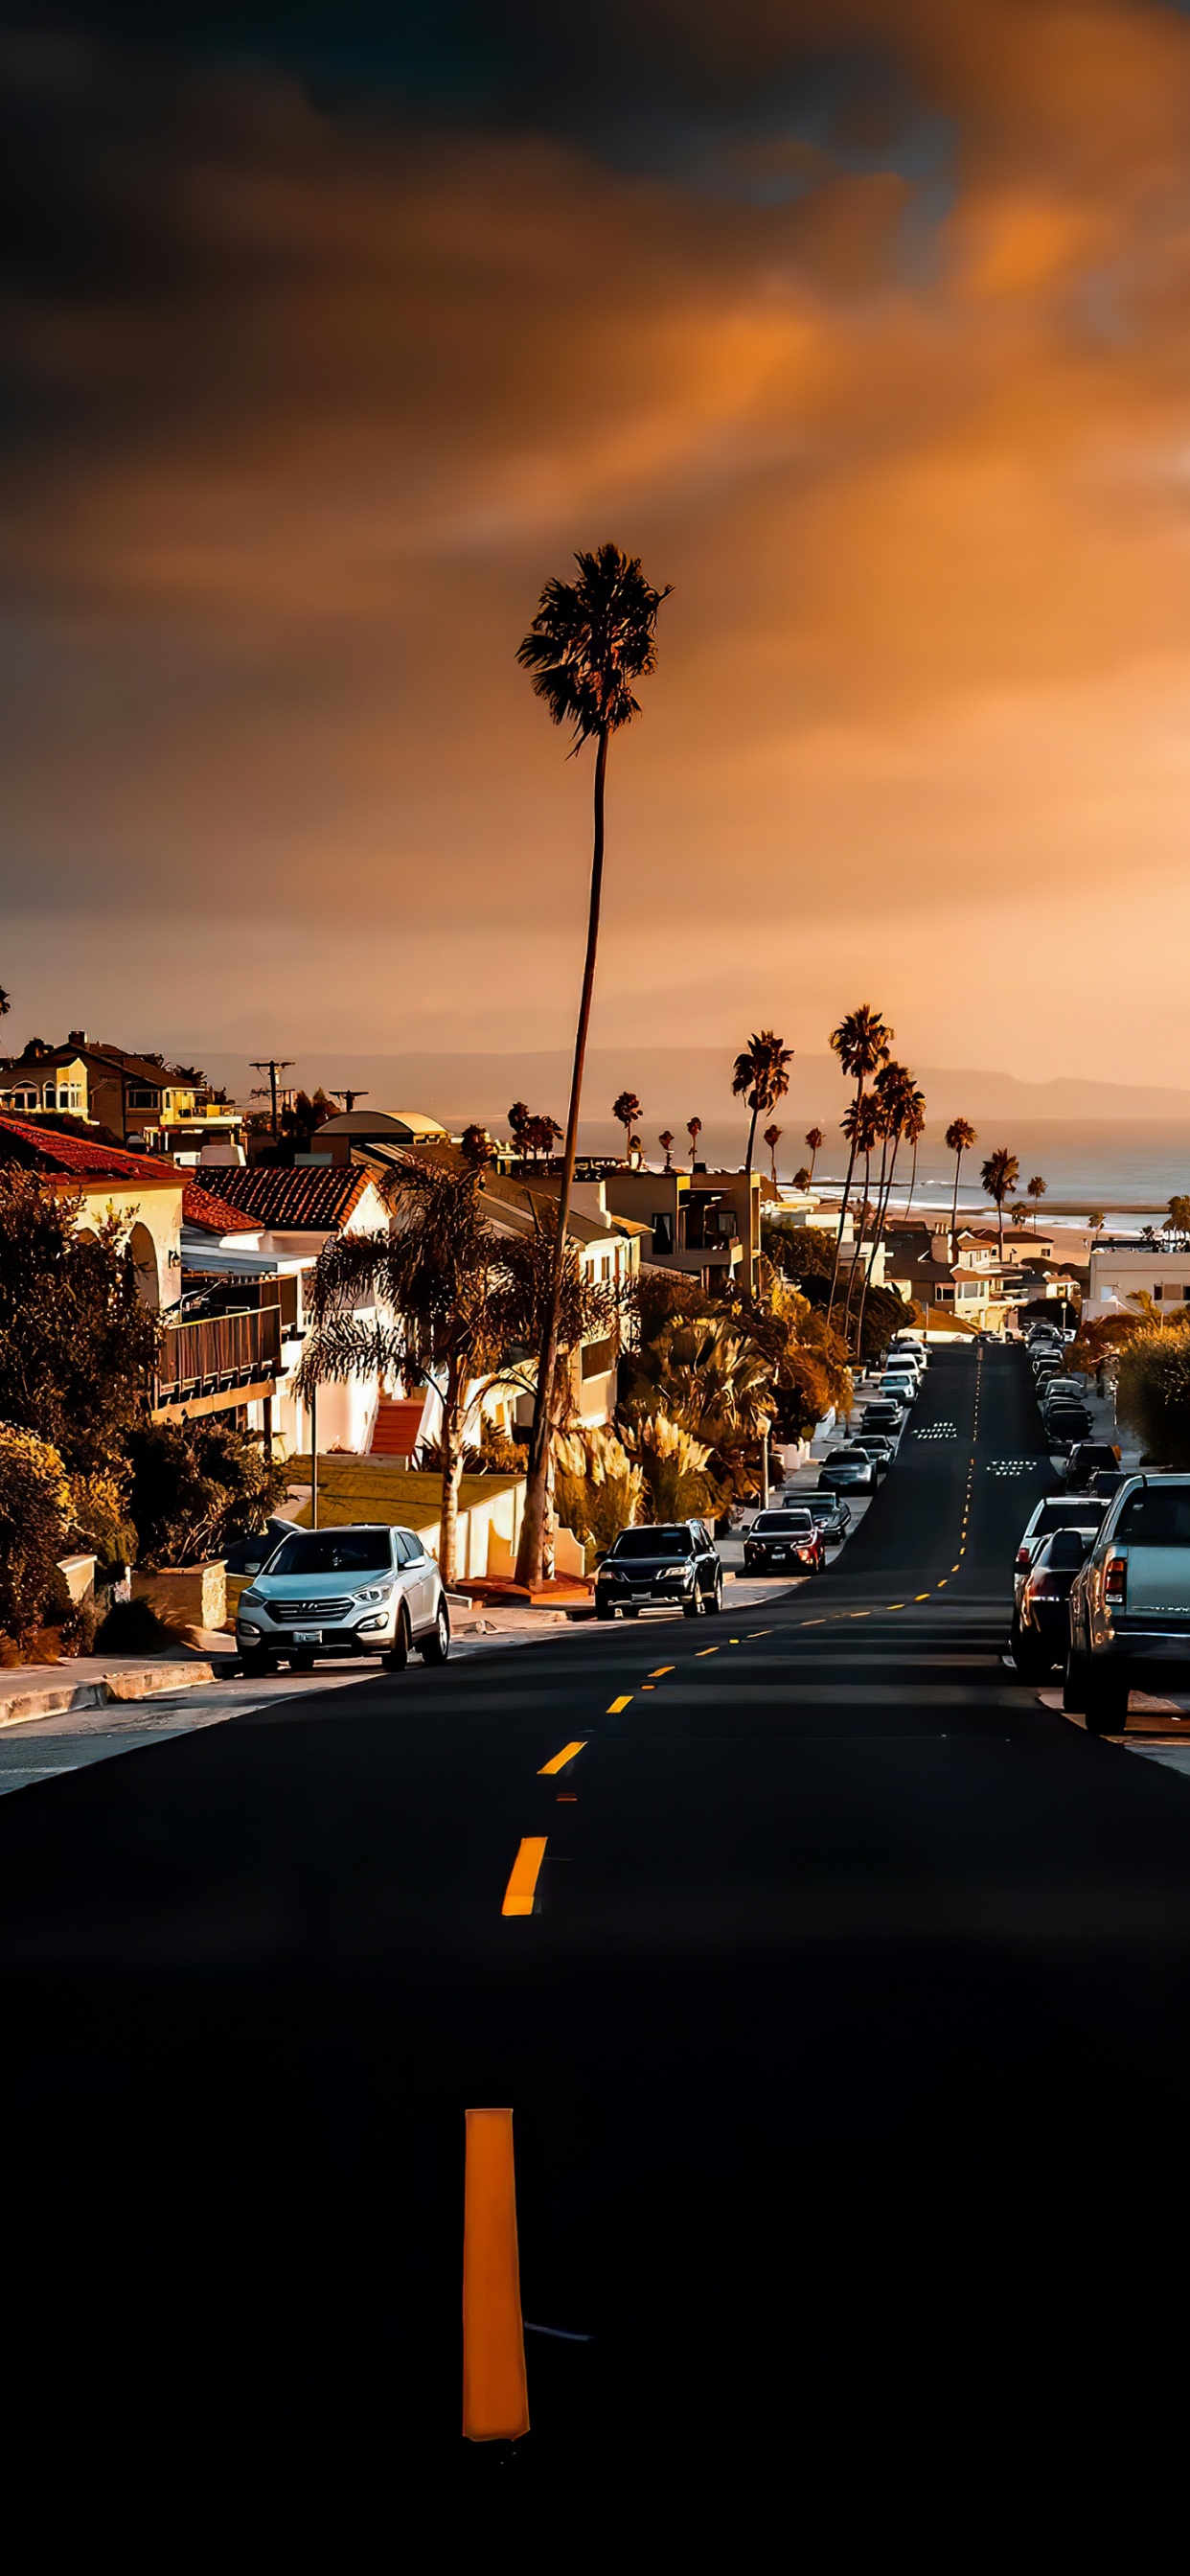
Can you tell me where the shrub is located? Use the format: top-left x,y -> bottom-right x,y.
622,1414 -> 712,1522
126,1417 -> 291,1570
94,1596 -> 193,1656
1116,1322 -> 1190,1466
553,1427 -> 644,1555
0,1169 -> 162,1476
0,1424 -> 71,1643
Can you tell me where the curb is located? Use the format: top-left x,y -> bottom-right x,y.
0,1661 -> 217,1732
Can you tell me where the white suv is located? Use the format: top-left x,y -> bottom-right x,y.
236,1522 -> 449,1676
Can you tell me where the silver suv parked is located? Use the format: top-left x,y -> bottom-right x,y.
236,1522 -> 449,1676
1064,1474 -> 1190,1730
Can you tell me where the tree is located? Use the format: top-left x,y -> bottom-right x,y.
620,1313 -> 773,1509
804,1127 -> 824,1184
126,1417 -> 289,1571
945,1117 -> 977,1259
508,1101 -> 531,1157
658,1129 -> 675,1172
1116,1317 -> 1190,1465
612,1091 -> 642,1159
460,1124 -> 490,1171
0,1167 -> 162,1478
901,1091 -> 927,1223
791,1165 -> 812,1191
731,1030 -> 792,1192
526,1115 -> 561,1164
856,1062 -> 922,1355
686,1116 -> 702,1168
0,1424 -> 71,1644
763,1123 -> 782,1184
827,1004 -> 892,1325
1026,1175 -> 1047,1228
1165,1196 -> 1190,1245
980,1147 -> 1019,1258
839,1090 -> 881,1343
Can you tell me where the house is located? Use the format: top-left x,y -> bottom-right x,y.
311,1108 -> 449,1162
0,1045 -> 89,1119
596,1165 -> 763,1292
1086,1241 -> 1190,1322
187,1161 -> 396,1455
0,1110 -> 184,1309
0,1037 -> 245,1161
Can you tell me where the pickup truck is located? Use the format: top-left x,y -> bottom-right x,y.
1064,1473 -> 1190,1729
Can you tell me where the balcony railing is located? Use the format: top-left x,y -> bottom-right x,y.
153,1305 -> 282,1408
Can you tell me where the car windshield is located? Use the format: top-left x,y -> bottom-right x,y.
611,1528 -> 694,1558
1115,1487 -> 1190,1548
752,1512 -> 813,1532
1036,1531 -> 1091,1570
266,1530 -> 393,1575
1032,1501 -> 1105,1539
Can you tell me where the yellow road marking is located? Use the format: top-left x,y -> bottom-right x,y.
801,1617 -> 826,1625
501,1838 -> 548,1918
649,1666 -> 675,1677
851,1610 -> 869,1619
538,1740 -> 586,1777
462,2108 -> 530,2442
729,1638 -> 740,1644
951,1563 -> 961,1573
747,1630 -> 772,1638
607,1695 -> 633,1714
696,1646 -> 719,1657
937,1578 -> 948,1588
915,1593 -> 930,1601
887,1602 -> 904,1610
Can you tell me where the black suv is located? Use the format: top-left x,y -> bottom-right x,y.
595,1521 -> 722,1621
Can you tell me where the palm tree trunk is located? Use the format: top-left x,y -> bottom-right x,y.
905,1134 -> 919,1221
516,725 -> 608,1586
438,1357 -> 468,1589
844,1144 -> 875,1339
858,1134 -> 900,1358
996,1196 -> 1004,1260
950,1149 -> 963,1259
827,1107 -> 861,1327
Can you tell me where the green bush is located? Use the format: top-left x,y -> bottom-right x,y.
1116,1322 -> 1190,1466
126,1417 -> 291,1570
0,1424 -> 71,1641
553,1427 -> 643,1555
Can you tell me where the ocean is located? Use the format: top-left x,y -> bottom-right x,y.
679,1119 -> 1190,1216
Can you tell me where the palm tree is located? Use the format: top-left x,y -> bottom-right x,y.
612,1090 -> 642,1160
804,1127 -> 824,1184
731,1031 -> 793,1191
827,1003 -> 892,1324
901,1090 -> 927,1222
686,1116 -> 702,1168
763,1122 -> 782,1184
945,1117 -> 976,1258
840,1090 -> 881,1340
514,544 -> 671,1585
1026,1175 -> 1047,1228
658,1129 -> 675,1172
980,1147 -> 1019,1258
856,1063 -> 922,1355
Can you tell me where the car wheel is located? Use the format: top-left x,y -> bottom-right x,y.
595,1602 -> 614,1621
383,1607 -> 411,1672
1084,1665 -> 1130,1734
1012,1630 -> 1050,1684
623,1605 -> 640,1620
706,1575 -> 722,1615
683,1585 -> 706,1620
1062,1644 -> 1089,1713
240,1648 -> 274,1679
420,1601 -> 450,1665
288,1650 -> 316,1673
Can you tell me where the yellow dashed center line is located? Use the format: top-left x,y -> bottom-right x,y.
606,1695 -> 633,1714
501,1838 -> 547,1917
649,1667 -> 674,1678
887,1602 -> 904,1610
695,1646 -> 719,1657
915,1593 -> 930,1601
538,1740 -> 586,1777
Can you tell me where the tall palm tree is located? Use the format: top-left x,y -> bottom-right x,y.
856,1063 -> 921,1354
731,1030 -> 793,1191
980,1147 -> 1019,1259
827,1003 -> 892,1325
514,544 -> 670,1585
686,1115 -> 702,1168
763,1122 -> 782,1184
658,1129 -> 675,1172
945,1117 -> 976,1259
804,1127 -> 824,1184
901,1091 -> 927,1222
612,1090 -> 642,1160
1026,1174 -> 1047,1228
839,1090 -> 881,1339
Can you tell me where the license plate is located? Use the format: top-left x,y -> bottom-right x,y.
292,1629 -> 322,1644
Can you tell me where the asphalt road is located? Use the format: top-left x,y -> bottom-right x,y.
5,1342 -> 1190,2541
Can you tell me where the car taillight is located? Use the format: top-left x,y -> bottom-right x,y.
1025,1573 -> 1063,1598
1105,1554 -> 1127,1607
1015,1547 -> 1032,1571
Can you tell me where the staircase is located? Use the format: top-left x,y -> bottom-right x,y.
370,1399 -> 427,1460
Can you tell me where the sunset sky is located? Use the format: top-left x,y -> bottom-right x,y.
7,1 -> 1190,1081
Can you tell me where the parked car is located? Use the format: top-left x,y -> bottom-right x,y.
236,1522 -> 449,1675
861,1399 -> 904,1435
224,1515 -> 302,1576
744,1508 -> 825,1575
889,1336 -> 928,1368
880,1375 -> 917,1407
853,1435 -> 896,1472
1089,1467 -> 1129,1500
805,1495 -> 852,1542
1041,1400 -> 1093,1450
1064,1474 -> 1190,1729
817,1450 -> 876,1495
1014,1494 -> 1107,1608
595,1519 -> 722,1620
1011,1529 -> 1093,1680
1042,1378 -> 1086,1405
1064,1438 -> 1121,1492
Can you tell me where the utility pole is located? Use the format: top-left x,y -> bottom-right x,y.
250,1059 -> 294,1140
331,1089 -> 369,1114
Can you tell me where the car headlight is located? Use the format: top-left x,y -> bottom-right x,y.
660,1562 -> 694,1578
239,1622 -> 262,1639
240,1589 -> 263,1610
355,1582 -> 396,1604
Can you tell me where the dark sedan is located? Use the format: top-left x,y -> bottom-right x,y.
1042,1401 -> 1092,1450
595,1520 -> 722,1620
744,1508 -> 824,1576
1064,1439 -> 1121,1491
805,1495 -> 852,1542
1011,1529 -> 1093,1679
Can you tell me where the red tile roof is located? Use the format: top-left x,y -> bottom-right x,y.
182,1178 -> 262,1235
196,1162 -> 375,1230
0,1112 -> 182,1188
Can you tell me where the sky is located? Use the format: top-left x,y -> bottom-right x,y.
6,0 -> 1190,1083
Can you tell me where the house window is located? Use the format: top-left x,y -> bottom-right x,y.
652,1213 -> 675,1254
128,1087 -> 158,1109
581,1336 -> 615,1380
